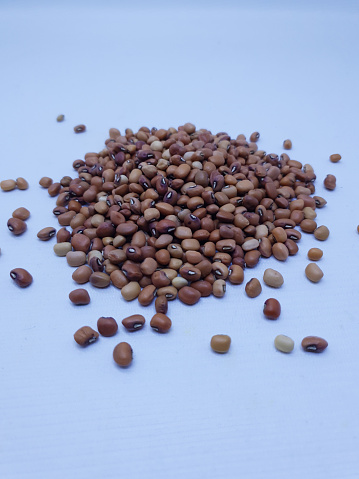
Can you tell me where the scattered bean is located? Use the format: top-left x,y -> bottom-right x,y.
245,278 -> 262,298
1,179 -> 16,191
323,174 -> 336,190
39,177 -> 53,188
329,154 -> 341,163
56,114 -> 65,122
307,248 -> 323,261
314,225 -> 329,241
113,342 -> 133,367
10,268 -> 33,287
122,314 -> 145,332
274,335 -> 294,353
150,313 -> 172,333
301,336 -> 328,353
263,298 -> 281,319
16,177 -> 29,190
283,139 -> 292,150
305,263 -> 324,283
74,124 -> 86,133
74,326 -> 99,346
263,269 -> 284,288
69,288 -> 90,305
7,218 -> 27,235
210,334 -> 231,353
12,207 -> 30,220
97,316 -> 118,337
37,227 -> 56,241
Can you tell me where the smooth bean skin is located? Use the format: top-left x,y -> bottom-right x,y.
150,313 -> 172,333
210,335 -> 231,353
7,218 -> 27,235
12,207 -> 30,220
307,248 -> 323,261
314,225 -> 329,241
122,314 -> 145,332
72,265 -> 92,284
305,263 -> 324,282
10,268 -> 33,288
274,335 -> 294,353
301,336 -> 328,353
69,288 -> 90,305
245,278 -> 262,298
155,295 -> 168,314
74,326 -> 99,346
263,269 -> 284,288
37,227 -> 56,241
113,342 -> 133,367
1,179 -> 16,191
178,286 -> 201,305
329,154 -> 341,163
121,281 -> 141,301
97,316 -> 118,337
263,298 -> 281,319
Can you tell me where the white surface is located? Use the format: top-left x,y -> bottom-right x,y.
1,2 -> 359,478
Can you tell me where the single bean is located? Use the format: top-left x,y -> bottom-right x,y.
89,272 -> 111,288
7,218 -> 27,235
69,288 -> 90,305
56,114 -> 65,122
12,207 -> 30,220
307,248 -> 323,261
10,268 -> 33,287
97,316 -> 118,337
16,178 -> 29,190
329,154 -> 341,163
74,326 -> 99,346
150,313 -> 172,333
263,298 -> 281,319
213,279 -> 226,298
283,139 -> 292,150
74,124 -> 86,133
301,336 -> 328,353
155,295 -> 168,314
66,251 -> 86,267
178,286 -> 201,305
37,227 -> 56,241
245,278 -> 262,298
210,334 -> 231,353
122,314 -> 145,332
305,263 -> 324,282
323,174 -> 336,190
263,268 -> 284,288
121,281 -> 141,301
54,242 -> 72,256
113,342 -> 133,366
274,335 -> 294,353
72,265 -> 92,284
1,179 -> 16,191
314,225 -> 329,241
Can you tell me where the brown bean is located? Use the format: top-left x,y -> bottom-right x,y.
39,177 -> 53,188
122,314 -> 145,332
69,288 -> 90,305
138,284 -> 156,306
10,268 -> 33,287
16,177 -> 29,190
307,248 -> 323,261
314,225 -> 330,241
150,313 -> 172,333
245,278 -> 262,298
74,124 -> 86,133
155,295 -> 168,314
178,286 -> 201,305
72,265 -> 92,284
7,218 -> 27,235
74,326 -> 99,346
1,179 -> 16,191
89,272 -> 111,288
329,154 -> 341,163
37,227 -> 56,241
113,342 -> 133,366
301,336 -> 328,353
97,316 -> 118,337
210,334 -> 231,353
283,139 -> 292,150
305,263 -> 323,282
323,174 -> 336,190
263,298 -> 281,319
12,207 -> 30,220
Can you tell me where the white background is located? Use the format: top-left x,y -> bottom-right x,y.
1,1 -> 359,478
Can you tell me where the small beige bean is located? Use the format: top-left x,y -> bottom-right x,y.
53,242 -> 72,256
16,177 -> 29,190
74,326 -> 98,346
245,278 -> 262,298
274,335 -> 294,353
210,334 -> 231,353
283,139 -> 292,150
213,279 -> 226,298
121,281 -> 141,301
242,238 -> 260,251
263,268 -> 284,288
305,263 -> 324,283
314,225 -> 330,241
307,248 -> 323,261
74,124 -> 86,133
113,342 -> 133,366
12,207 -> 30,220
37,227 -> 56,241
329,154 -> 341,163
69,288 -> 90,305
1,179 -> 16,191
66,251 -> 86,267
172,276 -> 188,289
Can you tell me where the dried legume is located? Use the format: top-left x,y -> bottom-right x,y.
150,313 -> 172,333
274,334 -> 294,353
10,268 -> 33,288
245,278 -> 262,298
7,218 -> 27,235
74,326 -> 98,346
263,298 -> 281,319
305,263 -> 324,283
301,336 -> 328,353
113,342 -> 133,366
12,207 -> 30,220
97,316 -> 118,336
210,334 -> 231,353
307,248 -> 323,261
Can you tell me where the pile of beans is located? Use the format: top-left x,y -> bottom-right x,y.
45,123 -> 332,312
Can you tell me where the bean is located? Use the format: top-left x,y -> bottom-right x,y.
245,278 -> 262,298
329,154 -> 341,163
249,131 -> 260,142
307,248 -> 323,261
228,265 -> 244,284
53,242 -> 72,256
89,272 -> 111,288
12,207 -> 30,220
37,227 -> 56,241
305,263 -> 323,283
150,313 -> 172,333
97,316 -> 118,337
283,139 -> 292,150
1,179 -> 16,191
213,279 -> 226,298
155,295 -> 168,314
122,314 -> 145,332
314,225 -> 329,241
121,281 -> 141,301
300,219 -> 317,233
7,218 -> 27,235
74,124 -> 86,133
272,243 -> 289,261
39,177 -> 53,188
66,251 -> 86,267
301,336 -> 328,353
263,268 -> 284,288
113,342 -> 133,367
178,285 -> 201,304
16,178 -> 29,190
74,326 -> 99,346
69,288 -> 90,305
323,174 -> 336,190
274,335 -> 294,353
10,268 -> 33,288
263,298 -> 281,319
313,196 -> 327,208
138,284 -> 156,306
210,335 -> 231,353
56,114 -> 65,122
72,265 -> 92,284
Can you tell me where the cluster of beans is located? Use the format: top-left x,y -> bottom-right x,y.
45,123 -> 333,317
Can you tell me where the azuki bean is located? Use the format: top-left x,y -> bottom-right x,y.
72,265 -> 92,284
307,248 -> 323,261
210,335 -> 231,353
113,342 -> 133,366
305,263 -> 324,282
122,314 -> 145,332
69,288 -> 90,305
274,335 -> 294,353
121,281 -> 141,301
7,218 -> 27,235
1,179 -> 16,191
10,268 -> 33,288
323,174 -> 336,190
97,316 -> 118,337
245,278 -> 262,298
314,225 -> 330,241
263,268 -> 284,288
37,227 -> 56,241
301,336 -> 328,353
263,298 -> 281,319
74,326 -> 99,346
329,154 -> 341,163
155,295 -> 168,314
12,207 -> 30,220
228,264 -> 244,284
150,313 -> 172,333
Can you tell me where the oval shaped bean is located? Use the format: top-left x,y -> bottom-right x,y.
7,218 -> 27,235
122,314 -> 145,332
329,154 -> 341,163
74,326 -> 99,346
39,177 -> 53,188
12,207 -> 30,220
305,263 -> 324,283
150,313 -> 172,332
10,268 -> 33,288
72,265 -> 92,284
301,336 -> 328,353
323,174 -> 336,190
54,242 -> 72,256
213,279 -> 226,298
155,295 -> 168,314
210,335 -> 231,353
263,298 -> 281,319
69,288 -> 90,305
113,342 -> 133,366
263,269 -> 284,288
274,335 -> 294,353
16,177 -> 29,190
245,278 -> 261,298
97,316 -> 118,337
89,272 -> 111,288
1,179 -> 16,191
66,251 -> 86,267
37,227 -> 56,241
314,225 -> 329,241
307,248 -> 323,261
121,281 -> 141,301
